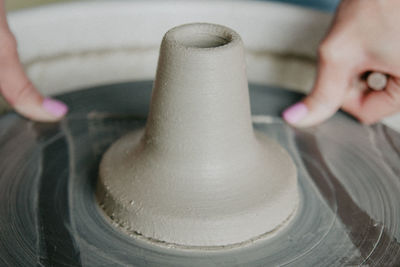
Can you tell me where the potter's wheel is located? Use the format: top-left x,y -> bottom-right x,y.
1,81 -> 399,266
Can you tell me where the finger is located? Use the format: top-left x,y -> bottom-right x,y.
283,56 -> 353,127
0,34 -> 68,122
342,77 -> 400,124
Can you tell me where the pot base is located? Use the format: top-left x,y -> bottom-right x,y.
97,128 -> 298,247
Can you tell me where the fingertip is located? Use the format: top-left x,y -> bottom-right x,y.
13,96 -> 69,122
358,117 -> 377,125
352,110 -> 380,125
42,98 -> 68,118
282,102 -> 308,125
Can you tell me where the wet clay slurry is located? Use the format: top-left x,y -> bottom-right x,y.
96,23 -> 298,247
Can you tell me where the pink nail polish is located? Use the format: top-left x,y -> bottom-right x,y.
282,102 -> 308,124
42,98 -> 68,117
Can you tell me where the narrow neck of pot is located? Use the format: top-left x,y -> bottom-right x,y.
143,24 -> 257,160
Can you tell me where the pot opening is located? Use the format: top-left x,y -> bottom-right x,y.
173,25 -> 233,48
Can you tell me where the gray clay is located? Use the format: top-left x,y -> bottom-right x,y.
97,23 -> 298,247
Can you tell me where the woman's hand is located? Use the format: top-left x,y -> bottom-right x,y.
283,0 -> 400,127
0,1 -> 67,121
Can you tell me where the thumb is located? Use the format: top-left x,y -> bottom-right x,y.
283,59 -> 352,127
0,34 -> 68,122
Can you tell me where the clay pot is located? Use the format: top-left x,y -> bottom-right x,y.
97,23 -> 298,247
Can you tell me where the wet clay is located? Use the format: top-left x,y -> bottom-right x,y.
96,23 -> 298,247
367,72 -> 387,91
1,82 -> 400,265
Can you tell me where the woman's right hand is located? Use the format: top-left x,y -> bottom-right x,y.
283,0 -> 400,127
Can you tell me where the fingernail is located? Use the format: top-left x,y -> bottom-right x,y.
42,98 -> 68,117
282,102 -> 308,124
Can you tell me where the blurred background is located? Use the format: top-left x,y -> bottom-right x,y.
5,0 -> 340,12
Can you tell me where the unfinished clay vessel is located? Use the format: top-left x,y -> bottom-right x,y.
97,23 -> 298,247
